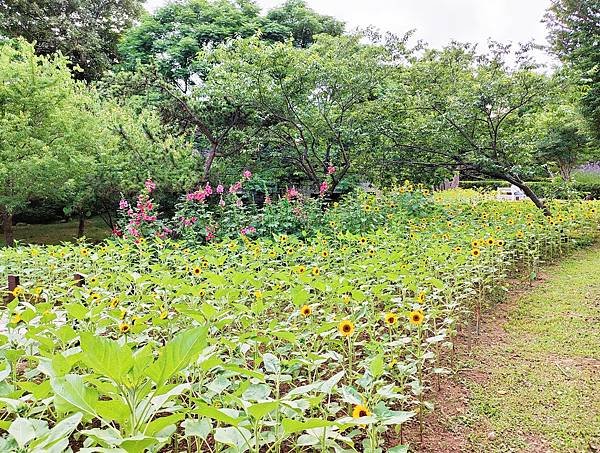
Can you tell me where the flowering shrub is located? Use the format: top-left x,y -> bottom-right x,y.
118,177 -> 442,244
172,172 -> 257,243
115,179 -> 172,242
256,188 -> 323,237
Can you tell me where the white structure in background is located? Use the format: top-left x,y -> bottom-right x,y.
497,184 -> 527,201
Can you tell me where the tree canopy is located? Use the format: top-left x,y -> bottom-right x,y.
118,0 -> 345,88
0,0 -> 145,81
545,0 -> 600,138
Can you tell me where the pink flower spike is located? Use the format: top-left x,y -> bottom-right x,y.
216,184 -> 224,194
319,181 -> 329,196
243,170 -> 252,180
145,179 -> 156,193
286,187 -> 299,200
327,165 -> 336,175
119,199 -> 129,210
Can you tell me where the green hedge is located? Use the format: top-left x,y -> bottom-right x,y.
460,180 -> 600,200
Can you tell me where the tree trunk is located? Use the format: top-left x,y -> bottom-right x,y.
77,212 -> 86,238
559,163 -> 572,182
2,210 -> 14,247
201,143 -> 218,183
510,180 -> 552,216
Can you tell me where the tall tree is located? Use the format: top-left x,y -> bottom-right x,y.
205,35 -> 387,193
545,0 -> 600,137
118,0 -> 345,89
533,70 -> 594,181
0,40 -> 101,245
0,0 -> 145,81
265,0 -> 344,48
118,0 -> 267,89
385,43 -> 553,214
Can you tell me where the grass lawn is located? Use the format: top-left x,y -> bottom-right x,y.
0,216 -> 111,246
466,245 -> 600,452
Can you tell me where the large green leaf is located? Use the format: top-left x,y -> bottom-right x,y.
213,426 -> 252,452
146,326 -> 208,387
51,374 -> 100,419
29,412 -> 83,453
282,418 -> 337,435
247,401 -> 279,420
8,417 -> 48,448
79,332 -> 134,384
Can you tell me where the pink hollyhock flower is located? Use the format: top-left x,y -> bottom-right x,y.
206,226 -> 216,241
240,226 -> 256,235
319,181 -> 329,196
327,165 -> 336,175
216,184 -> 224,194
119,199 -> 129,210
236,198 -> 243,208
145,179 -> 156,193
127,226 -> 140,237
229,181 -> 242,193
112,228 -> 123,237
243,170 -> 252,180
219,197 -> 225,207
204,182 -> 213,196
286,187 -> 299,200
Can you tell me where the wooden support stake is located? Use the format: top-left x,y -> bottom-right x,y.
74,273 -> 85,287
7,275 -> 20,302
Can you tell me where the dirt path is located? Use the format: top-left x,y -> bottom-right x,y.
410,245 -> 600,452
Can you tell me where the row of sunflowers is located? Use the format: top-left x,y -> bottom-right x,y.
0,188 -> 598,452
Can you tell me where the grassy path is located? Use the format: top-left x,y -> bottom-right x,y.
464,245 -> 600,452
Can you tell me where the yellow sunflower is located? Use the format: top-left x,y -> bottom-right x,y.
300,305 -> 312,317
338,320 -> 355,337
119,323 -> 130,334
10,286 -> 24,298
352,404 -> 370,418
471,248 -> 481,257
408,310 -> 425,326
384,312 -> 398,326
10,313 -> 23,324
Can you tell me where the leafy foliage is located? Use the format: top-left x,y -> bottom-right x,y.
0,0 -> 144,81
545,0 -> 600,138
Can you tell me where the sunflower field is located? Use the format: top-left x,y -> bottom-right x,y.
0,188 -> 598,453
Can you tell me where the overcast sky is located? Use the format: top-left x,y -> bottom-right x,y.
145,0 -> 554,56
